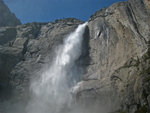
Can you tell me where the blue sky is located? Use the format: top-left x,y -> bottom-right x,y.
3,0 -> 126,24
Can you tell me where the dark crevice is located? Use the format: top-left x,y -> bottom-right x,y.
22,39 -> 29,56
76,26 -> 91,80
111,75 -> 123,81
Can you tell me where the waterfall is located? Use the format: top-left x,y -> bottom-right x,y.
26,22 -> 88,113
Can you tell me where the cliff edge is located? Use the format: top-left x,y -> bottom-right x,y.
0,0 -> 21,27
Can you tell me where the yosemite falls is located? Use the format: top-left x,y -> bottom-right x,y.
26,22 -> 88,113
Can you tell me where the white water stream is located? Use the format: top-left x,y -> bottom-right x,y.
26,22 -> 88,113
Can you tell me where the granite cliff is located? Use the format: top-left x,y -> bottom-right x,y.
76,0 -> 150,113
0,0 -> 150,113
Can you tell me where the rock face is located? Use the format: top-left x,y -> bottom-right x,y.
0,0 -> 21,27
76,0 -> 150,113
0,0 -> 150,113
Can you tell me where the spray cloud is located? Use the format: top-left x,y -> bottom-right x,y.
26,22 -> 88,113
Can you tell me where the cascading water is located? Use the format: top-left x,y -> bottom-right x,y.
26,22 -> 88,113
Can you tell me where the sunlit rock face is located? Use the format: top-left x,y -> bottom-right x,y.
75,0 -> 150,112
0,0 -> 21,27
0,0 -> 150,113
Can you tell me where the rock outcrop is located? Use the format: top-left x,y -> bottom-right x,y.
0,0 -> 150,113
0,0 -> 21,27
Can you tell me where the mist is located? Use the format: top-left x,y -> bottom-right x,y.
25,22 -> 88,113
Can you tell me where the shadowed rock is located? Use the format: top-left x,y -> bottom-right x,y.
0,0 -> 21,27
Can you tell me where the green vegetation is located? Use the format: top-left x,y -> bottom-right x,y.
140,67 -> 150,78
135,105 -> 147,113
